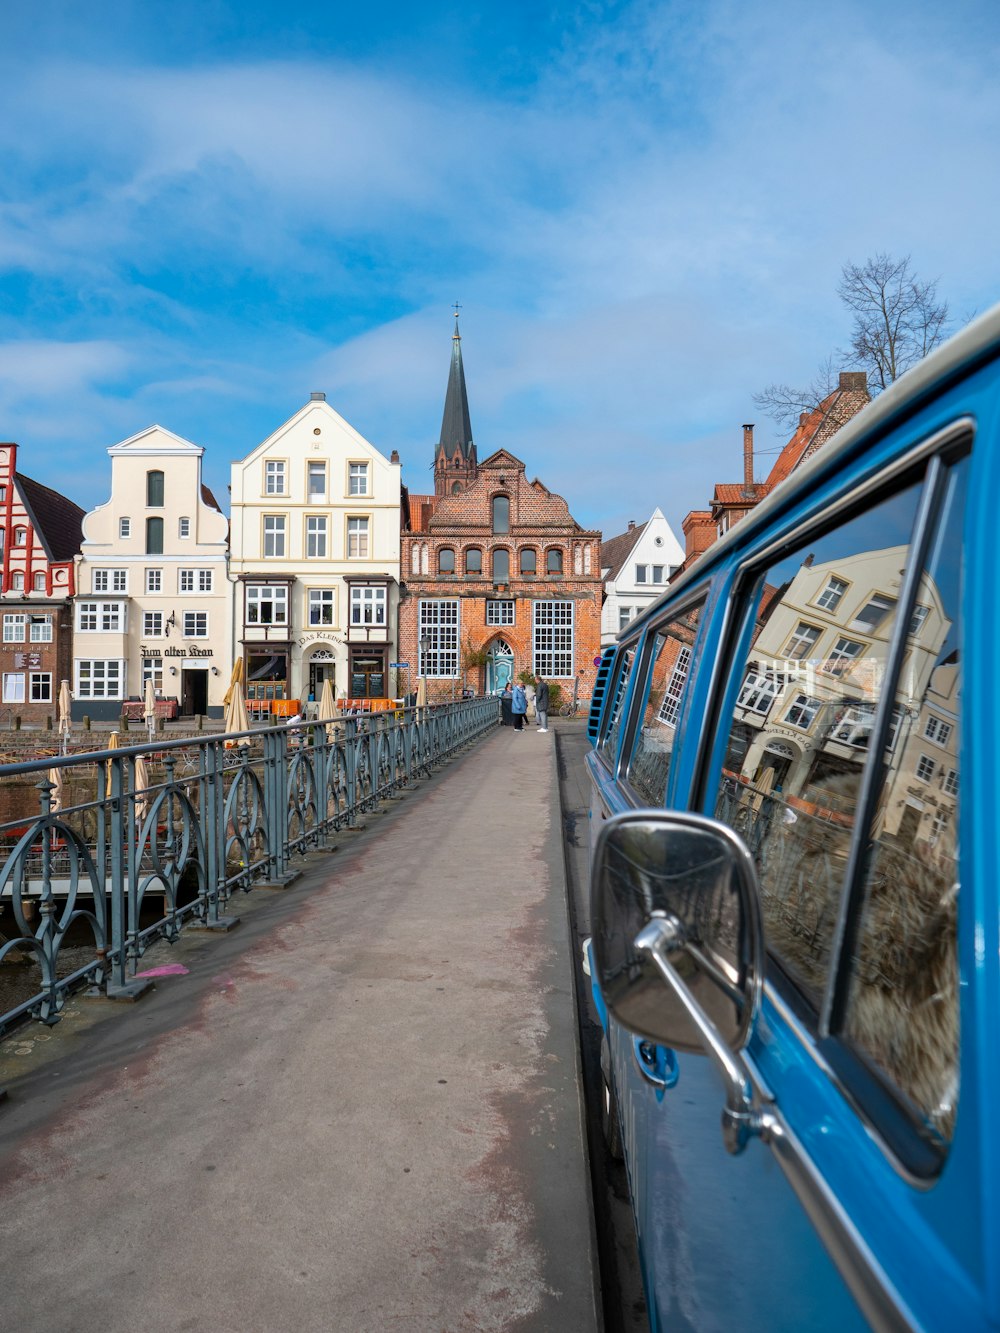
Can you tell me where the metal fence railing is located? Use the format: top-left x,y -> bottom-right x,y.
0,698 -> 499,1039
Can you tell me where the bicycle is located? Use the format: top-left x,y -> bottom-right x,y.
558,698 -> 582,717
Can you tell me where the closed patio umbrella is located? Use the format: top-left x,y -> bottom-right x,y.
104,729 -> 120,796
57,679 -> 72,753
224,676 -> 251,749
144,678 -> 156,739
48,766 -> 64,815
319,677 -> 336,741
222,657 -> 244,707
134,754 -> 151,820
416,675 -> 427,709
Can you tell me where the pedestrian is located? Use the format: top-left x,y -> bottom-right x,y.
500,681 -> 514,727
511,681 -> 528,731
534,676 -> 550,732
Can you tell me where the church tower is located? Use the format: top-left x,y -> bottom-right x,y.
433,311 -> 478,499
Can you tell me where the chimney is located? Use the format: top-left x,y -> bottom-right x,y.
627,520 -> 636,531
742,424 -> 754,493
310,391 -> 326,401
838,371 -> 867,393
390,449 -> 400,464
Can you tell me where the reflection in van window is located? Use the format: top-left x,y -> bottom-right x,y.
714,479 -> 923,1012
628,600 -> 704,806
841,456 -> 968,1147
599,647 -> 635,764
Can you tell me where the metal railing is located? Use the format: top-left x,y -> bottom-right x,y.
0,698 -> 499,1038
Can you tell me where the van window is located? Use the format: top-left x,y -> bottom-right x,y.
713,477 -> 925,1012
598,646 -> 635,766
627,599 -> 704,806
839,456 -> 967,1147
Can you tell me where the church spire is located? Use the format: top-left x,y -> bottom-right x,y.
434,307 -> 477,498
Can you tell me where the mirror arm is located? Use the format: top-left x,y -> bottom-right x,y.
634,916 -> 774,1155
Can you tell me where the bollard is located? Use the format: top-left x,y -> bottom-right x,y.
120,714 -> 129,732
14,716 -> 21,730
83,715 -> 91,730
45,716 -> 53,731
157,716 -> 165,732
197,715 -> 204,732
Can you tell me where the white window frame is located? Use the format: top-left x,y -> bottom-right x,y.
657,645 -> 692,728
348,462 -> 369,496
3,613 -> 26,643
350,586 -> 386,627
418,600 -> 460,677
784,622 -> 821,661
246,584 -> 288,626
308,462 -> 327,501
924,715 -> 953,747
265,460 -> 286,495
146,568 -> 162,594
178,516 -> 191,539
916,753 -> 936,782
533,600 -> 574,678
347,516 -> 369,559
143,611 -> 164,637
850,592 -> 897,635
183,611 -> 209,639
93,569 -> 128,594
825,637 -> 866,677
29,615 -> 52,643
141,657 -> 163,693
785,693 -> 821,730
263,515 -> 286,558
306,515 -> 329,559
119,517 -> 131,539
77,602 -> 127,632
486,600 -> 515,626
737,670 -> 785,715
308,589 -> 335,626
2,672 -> 25,703
816,575 -> 849,612
75,659 -> 125,700
29,672 -> 52,703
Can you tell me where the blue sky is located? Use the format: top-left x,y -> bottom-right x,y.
1,0 -> 998,541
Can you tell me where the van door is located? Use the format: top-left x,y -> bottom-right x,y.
611,438 -> 978,1330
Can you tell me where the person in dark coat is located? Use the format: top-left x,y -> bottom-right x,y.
500,682 -> 514,726
534,677 -> 550,732
511,682 -> 528,731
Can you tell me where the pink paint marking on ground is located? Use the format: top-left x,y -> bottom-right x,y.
133,963 -> 190,978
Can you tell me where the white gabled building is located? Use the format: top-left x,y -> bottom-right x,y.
600,508 -> 684,645
229,393 -> 401,711
73,426 -> 230,720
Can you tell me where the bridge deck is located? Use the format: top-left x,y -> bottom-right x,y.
0,723 -> 599,1332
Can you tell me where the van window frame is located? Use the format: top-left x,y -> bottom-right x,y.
694,418 -> 972,1179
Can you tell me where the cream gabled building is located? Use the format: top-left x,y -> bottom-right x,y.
229,393 -> 401,710
73,426 -> 230,720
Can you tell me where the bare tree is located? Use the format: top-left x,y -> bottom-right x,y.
754,254 -> 950,428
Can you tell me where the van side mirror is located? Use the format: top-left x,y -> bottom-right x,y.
591,811 -> 768,1153
592,810 -> 764,1049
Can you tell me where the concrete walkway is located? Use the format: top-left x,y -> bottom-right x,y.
0,724 -> 599,1333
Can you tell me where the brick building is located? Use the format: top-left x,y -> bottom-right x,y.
398,318 -> 602,704
0,442 -> 83,724
680,373 -> 870,572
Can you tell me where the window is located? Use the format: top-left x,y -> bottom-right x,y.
713,451 -> 968,1159
619,607 -> 633,632
263,515 -> 286,558
493,549 -> 510,583
651,565 -> 665,584
908,604 -> 930,636
817,575 -> 849,611
418,600 -> 459,677
3,614 -> 25,642
465,549 -> 482,575
599,646 -> 635,763
3,673 -> 24,703
492,495 -> 510,534
119,518 -> 131,539
350,586 -> 386,626
533,600 -> 573,677
143,611 -> 164,637
179,570 -> 194,593
32,572 -> 45,592
635,565 -> 647,583
825,637 -> 865,677
183,612 -> 208,638
924,716 -> 953,747
11,572 -> 23,591
520,548 -> 537,575
308,589 -> 335,626
546,548 -> 564,575
146,470 -> 164,507
850,592 -> 897,634
438,548 -> 456,574
627,602 -> 705,803
76,602 -> 125,632
146,517 -> 163,554
14,527 -> 27,546
783,622 -> 822,660
737,670 -> 785,715
93,569 -> 127,593
943,768 -> 958,796
76,659 -> 124,699
306,516 -> 328,559
265,460 -> 286,495
29,615 -> 52,643
29,672 -> 52,703
349,462 -> 369,496
486,600 -> 514,626
308,463 -> 327,501
178,517 -> 191,539
141,657 -> 163,693
146,569 -> 162,594
246,584 -> 287,625
347,517 -> 369,558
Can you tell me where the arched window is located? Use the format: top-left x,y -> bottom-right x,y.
573,544 -> 583,575
411,546 -> 420,575
146,517 -> 164,555
420,544 -> 429,575
439,548 -> 456,574
146,470 -> 165,507
452,482 -> 462,494
520,548 -> 537,575
33,572 -> 46,591
465,548 -> 482,575
584,544 -> 592,574
493,548 -> 510,582
546,547 -> 563,575
492,495 -> 510,534
11,571 -> 24,590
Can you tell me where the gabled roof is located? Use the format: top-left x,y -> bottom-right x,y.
438,317 -> 475,463
601,523 -> 644,579
763,373 -> 870,491
16,473 -> 85,562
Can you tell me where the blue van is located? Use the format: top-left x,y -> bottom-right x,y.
586,306 -> 1000,1332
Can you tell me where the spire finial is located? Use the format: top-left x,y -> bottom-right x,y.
452,302 -> 462,339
